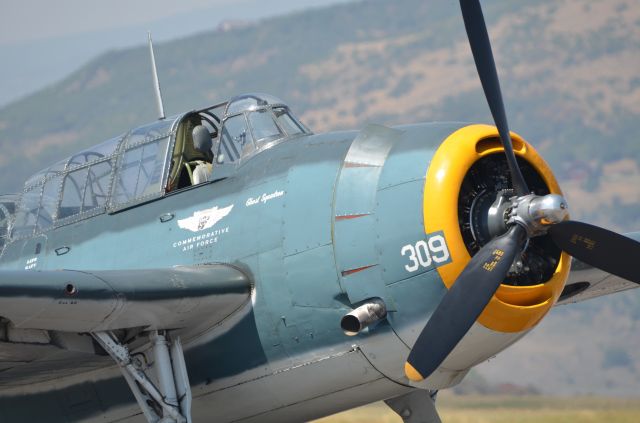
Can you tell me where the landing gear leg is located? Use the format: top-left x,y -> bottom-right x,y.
385,390 -> 441,423
92,331 -> 192,423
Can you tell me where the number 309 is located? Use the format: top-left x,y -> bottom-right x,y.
401,235 -> 450,273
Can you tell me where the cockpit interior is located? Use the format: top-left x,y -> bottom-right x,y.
6,93 -> 311,242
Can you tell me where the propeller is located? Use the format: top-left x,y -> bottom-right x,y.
405,225 -> 526,380
548,221 -> 640,284
459,0 -> 529,196
404,0 -> 640,382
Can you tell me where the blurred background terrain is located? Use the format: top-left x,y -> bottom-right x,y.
314,394 -> 640,422
1,0 -> 639,416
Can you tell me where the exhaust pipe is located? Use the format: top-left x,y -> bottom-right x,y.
341,298 -> 387,336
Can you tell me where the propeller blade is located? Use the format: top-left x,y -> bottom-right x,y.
549,221 -> 640,284
460,0 -> 529,196
405,225 -> 526,381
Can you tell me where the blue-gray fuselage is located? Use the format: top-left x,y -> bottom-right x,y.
0,120 -> 467,422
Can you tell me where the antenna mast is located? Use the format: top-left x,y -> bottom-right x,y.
147,32 -> 166,120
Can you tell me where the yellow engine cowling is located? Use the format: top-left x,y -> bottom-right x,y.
408,124 -> 571,388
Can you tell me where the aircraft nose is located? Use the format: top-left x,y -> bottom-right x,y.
332,122 -> 572,388
330,122 -> 461,386
332,122 -> 458,327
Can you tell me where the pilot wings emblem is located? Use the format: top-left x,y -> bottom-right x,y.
177,204 -> 234,232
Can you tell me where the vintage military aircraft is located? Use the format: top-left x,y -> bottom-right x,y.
0,1 -> 638,422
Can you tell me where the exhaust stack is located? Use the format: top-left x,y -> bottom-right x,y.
341,298 -> 387,336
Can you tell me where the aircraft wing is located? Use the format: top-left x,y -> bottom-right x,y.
556,231 -> 640,305
0,264 -> 251,332
0,264 -> 251,401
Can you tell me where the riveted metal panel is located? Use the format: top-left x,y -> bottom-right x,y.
376,180 -> 429,285
338,265 -> 388,307
283,144 -> 343,256
240,179 -> 287,254
334,167 -> 380,216
385,270 -> 446,347
333,125 -> 402,305
378,123 -> 464,190
190,348 -> 387,423
284,244 -> 342,309
343,124 -> 399,166
237,378 -> 409,423
334,215 -> 377,271
250,249 -> 290,364
19,235 -> 48,270
265,349 -> 383,408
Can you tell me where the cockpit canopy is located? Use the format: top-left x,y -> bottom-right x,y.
9,93 -> 310,240
218,93 -> 310,163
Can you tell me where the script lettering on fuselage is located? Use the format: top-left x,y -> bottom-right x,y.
245,189 -> 284,207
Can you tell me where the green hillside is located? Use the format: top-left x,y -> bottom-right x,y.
0,0 -> 639,395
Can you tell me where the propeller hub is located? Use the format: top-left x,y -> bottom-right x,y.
486,189 -> 513,238
508,194 -> 569,237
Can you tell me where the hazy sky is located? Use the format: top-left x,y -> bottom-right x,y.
0,0 -> 222,44
0,0 -> 350,106
0,0 -> 348,44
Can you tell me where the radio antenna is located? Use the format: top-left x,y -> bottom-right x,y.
147,31 -> 166,120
